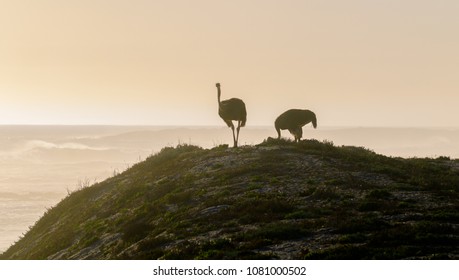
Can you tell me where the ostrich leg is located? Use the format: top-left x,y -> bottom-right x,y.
231,126 -> 237,147
235,121 -> 242,147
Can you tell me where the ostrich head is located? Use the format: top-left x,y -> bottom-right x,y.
216,83 -> 220,88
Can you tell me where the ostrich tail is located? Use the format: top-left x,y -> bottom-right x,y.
240,105 -> 247,127
312,115 -> 317,129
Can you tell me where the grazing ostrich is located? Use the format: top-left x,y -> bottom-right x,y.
275,109 -> 317,142
216,83 -> 247,147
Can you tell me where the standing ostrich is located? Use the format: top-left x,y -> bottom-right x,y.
275,109 -> 317,142
216,83 -> 247,147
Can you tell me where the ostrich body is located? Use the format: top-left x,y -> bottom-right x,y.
275,109 -> 317,142
216,83 -> 247,147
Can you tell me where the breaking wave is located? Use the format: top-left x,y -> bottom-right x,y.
24,140 -> 109,151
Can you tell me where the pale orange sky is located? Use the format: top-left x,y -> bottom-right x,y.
1,0 -> 458,126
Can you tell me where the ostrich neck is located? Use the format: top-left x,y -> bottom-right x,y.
217,87 -> 221,104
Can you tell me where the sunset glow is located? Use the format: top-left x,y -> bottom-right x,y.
1,0 -> 458,126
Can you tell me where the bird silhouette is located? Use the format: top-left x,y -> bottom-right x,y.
275,109 -> 317,142
216,83 -> 247,147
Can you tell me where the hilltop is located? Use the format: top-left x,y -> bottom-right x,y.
1,138 -> 458,259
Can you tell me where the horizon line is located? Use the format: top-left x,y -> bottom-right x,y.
0,124 -> 458,129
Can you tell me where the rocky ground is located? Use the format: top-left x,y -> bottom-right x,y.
1,138 -> 458,259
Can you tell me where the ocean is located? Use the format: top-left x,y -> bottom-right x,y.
1,125 -> 458,252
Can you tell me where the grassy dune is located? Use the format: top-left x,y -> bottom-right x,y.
1,139 -> 458,259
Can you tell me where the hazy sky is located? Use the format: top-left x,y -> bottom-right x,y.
1,0 -> 458,126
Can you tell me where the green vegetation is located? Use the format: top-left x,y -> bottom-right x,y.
1,139 -> 458,259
